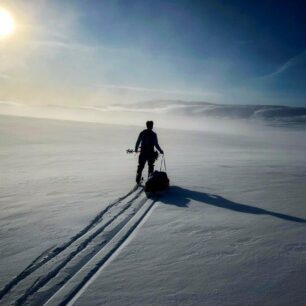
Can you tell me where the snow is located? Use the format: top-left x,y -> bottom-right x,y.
0,114 -> 305,305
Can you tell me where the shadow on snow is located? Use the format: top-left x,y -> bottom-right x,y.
159,186 -> 306,223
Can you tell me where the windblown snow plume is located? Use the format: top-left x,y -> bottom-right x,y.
121,100 -> 306,124
0,100 -> 306,131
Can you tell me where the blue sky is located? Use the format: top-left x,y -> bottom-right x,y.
1,0 -> 306,106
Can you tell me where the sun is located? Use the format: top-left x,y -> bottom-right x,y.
0,8 -> 15,38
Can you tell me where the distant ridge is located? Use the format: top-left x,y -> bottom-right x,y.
1,100 -> 306,128
122,100 -> 306,124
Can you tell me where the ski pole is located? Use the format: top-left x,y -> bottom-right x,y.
126,149 -> 139,154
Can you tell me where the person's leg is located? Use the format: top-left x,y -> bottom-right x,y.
148,156 -> 155,176
136,154 -> 146,183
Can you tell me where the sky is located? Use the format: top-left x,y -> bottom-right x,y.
1,0 -> 306,107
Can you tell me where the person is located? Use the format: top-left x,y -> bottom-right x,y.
135,120 -> 164,184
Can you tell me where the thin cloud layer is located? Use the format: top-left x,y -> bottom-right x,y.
258,51 -> 306,80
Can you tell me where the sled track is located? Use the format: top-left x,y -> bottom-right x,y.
0,185 -> 140,301
0,185 -> 157,306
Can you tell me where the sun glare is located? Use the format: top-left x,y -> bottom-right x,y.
0,8 -> 15,38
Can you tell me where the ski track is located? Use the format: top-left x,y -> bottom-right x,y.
46,198 -> 156,306
0,185 -> 158,306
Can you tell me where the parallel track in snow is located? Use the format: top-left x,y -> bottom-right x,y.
0,185 -> 157,306
0,185 -> 140,301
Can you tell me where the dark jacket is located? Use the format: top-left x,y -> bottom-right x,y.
135,129 -> 163,154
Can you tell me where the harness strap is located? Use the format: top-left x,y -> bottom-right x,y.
159,155 -> 167,172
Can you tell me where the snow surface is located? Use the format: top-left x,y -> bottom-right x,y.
0,114 -> 305,305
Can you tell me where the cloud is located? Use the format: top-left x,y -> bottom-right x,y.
99,84 -> 220,98
258,50 -> 306,79
22,38 -> 94,52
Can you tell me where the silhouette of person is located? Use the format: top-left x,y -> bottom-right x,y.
135,121 -> 164,184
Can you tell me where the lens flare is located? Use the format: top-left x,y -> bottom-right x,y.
0,8 -> 15,38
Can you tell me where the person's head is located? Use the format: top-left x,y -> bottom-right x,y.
146,120 -> 154,130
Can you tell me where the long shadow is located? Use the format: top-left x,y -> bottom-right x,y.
159,186 -> 306,223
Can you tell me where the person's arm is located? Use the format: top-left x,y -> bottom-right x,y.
135,132 -> 142,152
154,134 -> 164,154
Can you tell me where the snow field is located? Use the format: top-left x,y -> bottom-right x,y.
0,115 -> 306,305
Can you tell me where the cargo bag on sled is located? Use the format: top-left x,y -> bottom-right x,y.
144,155 -> 169,193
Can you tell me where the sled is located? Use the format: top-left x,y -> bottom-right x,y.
144,156 -> 169,197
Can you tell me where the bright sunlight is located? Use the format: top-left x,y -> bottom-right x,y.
0,7 -> 15,38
